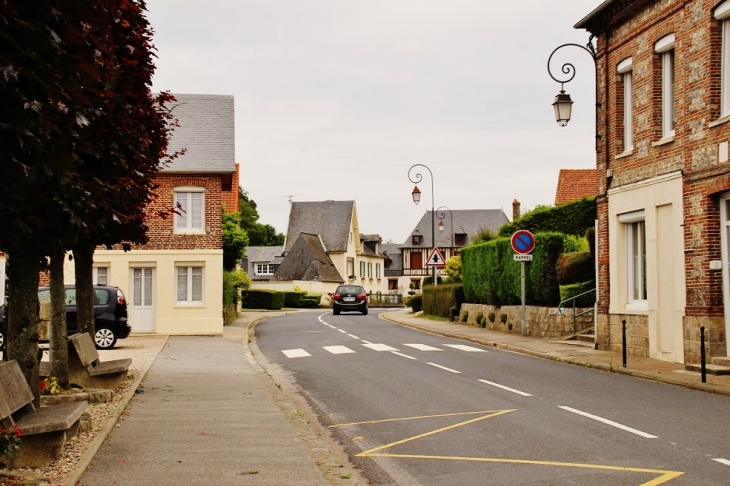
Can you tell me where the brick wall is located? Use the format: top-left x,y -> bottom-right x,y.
221,163 -> 240,213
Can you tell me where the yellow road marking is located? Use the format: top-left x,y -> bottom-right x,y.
345,409 -> 684,485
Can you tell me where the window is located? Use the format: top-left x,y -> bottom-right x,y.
454,233 -> 467,246
367,263 -> 372,278
410,279 -> 421,290
388,279 -> 398,291
93,266 -> 109,286
176,266 -> 203,303
376,263 -> 381,279
617,57 -> 633,152
411,232 -> 423,245
347,258 -> 355,277
620,211 -> 647,305
255,263 -> 274,275
174,187 -> 205,233
716,2 -> 730,117
655,34 -> 675,138
359,261 -> 365,277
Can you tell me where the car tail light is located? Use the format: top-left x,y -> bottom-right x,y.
357,293 -> 367,301
117,290 -> 126,305
333,293 -> 342,301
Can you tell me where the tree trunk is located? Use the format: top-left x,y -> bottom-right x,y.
6,251 -> 42,403
49,250 -> 69,389
73,243 -> 95,339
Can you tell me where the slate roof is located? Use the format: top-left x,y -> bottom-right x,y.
402,209 -> 509,248
162,94 -> 236,174
554,169 -> 598,205
244,246 -> 284,264
380,244 -> 402,274
284,201 -> 355,252
274,233 -> 344,283
360,234 -> 383,257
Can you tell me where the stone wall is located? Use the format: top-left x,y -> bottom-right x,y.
458,303 -> 594,338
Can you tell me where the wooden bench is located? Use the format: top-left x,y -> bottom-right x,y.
0,360 -> 88,468
64,332 -> 132,390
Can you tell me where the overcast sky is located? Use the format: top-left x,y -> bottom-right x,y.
146,1 -> 604,243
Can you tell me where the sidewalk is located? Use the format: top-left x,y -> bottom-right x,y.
380,308 -> 730,397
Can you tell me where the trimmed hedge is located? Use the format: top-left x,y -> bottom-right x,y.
299,295 -> 322,308
461,232 -> 563,306
498,197 -> 596,238
406,294 -> 423,313
556,252 -> 594,285
241,289 -> 285,310
284,291 -> 305,307
559,281 -> 596,307
422,283 -> 464,318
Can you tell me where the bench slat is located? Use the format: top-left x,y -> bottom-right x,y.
88,358 -> 132,376
0,361 -> 37,416
15,401 -> 87,436
69,333 -> 100,368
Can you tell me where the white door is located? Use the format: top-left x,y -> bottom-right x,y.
130,267 -> 155,332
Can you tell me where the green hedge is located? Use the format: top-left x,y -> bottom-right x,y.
406,294 -> 423,313
559,281 -> 596,307
498,197 -> 596,238
422,284 -> 464,318
556,252 -> 594,285
284,291 -> 305,307
299,295 -> 322,308
461,232 -> 563,306
241,289 -> 285,310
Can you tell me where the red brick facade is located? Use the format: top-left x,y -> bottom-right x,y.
581,0 -> 730,362
221,163 -> 240,214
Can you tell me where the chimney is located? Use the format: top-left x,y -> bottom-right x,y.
512,199 -> 521,221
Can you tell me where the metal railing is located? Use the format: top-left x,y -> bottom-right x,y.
558,288 -> 596,335
367,292 -> 403,305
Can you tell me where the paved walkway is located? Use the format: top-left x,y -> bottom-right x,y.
72,308 -> 730,486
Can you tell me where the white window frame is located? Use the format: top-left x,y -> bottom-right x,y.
174,186 -> 205,234
359,261 -> 365,277
619,210 -> 647,307
716,2 -> 730,117
93,266 -> 109,286
255,263 -> 274,275
176,264 -> 204,304
618,57 -> 633,152
655,34 -> 675,138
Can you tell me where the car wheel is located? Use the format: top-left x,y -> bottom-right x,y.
333,309 -> 340,315
0,327 -> 5,351
95,326 -> 117,350
362,308 -> 368,315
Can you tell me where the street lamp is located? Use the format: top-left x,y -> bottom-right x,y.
437,206 -> 453,259
547,36 -> 597,127
408,164 -> 437,287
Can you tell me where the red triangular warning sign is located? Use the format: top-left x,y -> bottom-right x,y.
425,247 -> 446,267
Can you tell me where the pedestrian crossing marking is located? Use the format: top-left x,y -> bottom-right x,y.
444,344 -> 486,352
282,349 -> 312,358
323,345 -> 356,355
404,344 -> 443,351
363,343 -> 399,352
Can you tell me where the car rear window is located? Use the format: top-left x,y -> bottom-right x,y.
94,289 -> 110,305
337,286 -> 363,294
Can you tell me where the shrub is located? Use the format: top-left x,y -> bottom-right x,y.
559,281 -> 596,307
488,311 -> 495,322
556,252 -> 594,285
475,312 -> 484,327
223,305 -> 238,326
406,294 -> 423,313
223,269 -> 251,306
500,313 -> 508,324
299,295 -> 322,308
461,311 -> 469,323
498,197 -> 596,238
284,291 -> 305,307
241,289 -> 285,310
423,275 -> 443,286
422,283 -> 464,318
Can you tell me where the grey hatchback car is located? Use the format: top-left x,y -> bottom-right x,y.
332,285 -> 368,315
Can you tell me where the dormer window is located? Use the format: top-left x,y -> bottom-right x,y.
412,231 -> 423,245
454,233 -> 467,246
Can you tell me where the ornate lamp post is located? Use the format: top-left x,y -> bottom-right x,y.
547,36 -> 597,127
408,164 -> 437,287
437,206 -> 453,259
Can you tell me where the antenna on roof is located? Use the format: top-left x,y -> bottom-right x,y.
283,195 -> 301,204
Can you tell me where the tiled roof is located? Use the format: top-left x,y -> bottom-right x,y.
244,246 -> 284,263
554,169 -> 598,205
284,201 -> 355,252
274,233 -> 343,283
163,94 -> 236,174
401,209 -> 509,248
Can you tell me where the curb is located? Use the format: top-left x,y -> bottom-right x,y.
63,335 -> 170,486
380,312 -> 730,399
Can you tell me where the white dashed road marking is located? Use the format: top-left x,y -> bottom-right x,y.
282,349 -> 312,358
391,352 -> 418,360
404,344 -> 443,351
361,340 -> 372,344
362,343 -> 399,352
427,362 -> 461,374
444,344 -> 487,352
478,379 -> 533,397
323,345 -> 356,355
338,329 -> 347,333
559,406 -> 657,439
713,458 -> 730,466
347,334 -> 360,339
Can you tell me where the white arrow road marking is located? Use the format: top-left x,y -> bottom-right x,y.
427,362 -> 461,373
713,458 -> 730,466
444,344 -> 487,352
363,343 -> 399,352
323,345 -> 356,355
391,352 -> 417,360
282,349 -> 312,358
559,406 -> 657,439
404,344 -> 443,351
478,379 -> 532,397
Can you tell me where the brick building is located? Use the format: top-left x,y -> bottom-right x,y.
576,0 -> 730,364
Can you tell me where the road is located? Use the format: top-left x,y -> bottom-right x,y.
254,310 -> 730,485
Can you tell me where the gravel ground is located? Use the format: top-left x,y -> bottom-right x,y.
1,334 -> 167,486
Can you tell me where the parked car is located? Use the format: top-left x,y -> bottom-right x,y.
0,285 -> 131,350
331,285 -> 368,315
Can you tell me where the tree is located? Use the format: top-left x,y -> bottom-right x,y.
238,188 -> 285,246
444,255 -> 462,283
222,212 -> 249,271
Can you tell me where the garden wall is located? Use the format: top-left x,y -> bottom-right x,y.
458,303 -> 594,338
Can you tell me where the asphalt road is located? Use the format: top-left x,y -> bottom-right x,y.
255,310 -> 730,485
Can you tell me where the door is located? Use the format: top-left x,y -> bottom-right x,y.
410,251 -> 423,270
721,196 -> 730,357
130,267 -> 155,332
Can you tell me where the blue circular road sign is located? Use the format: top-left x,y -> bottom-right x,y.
511,230 -> 535,254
